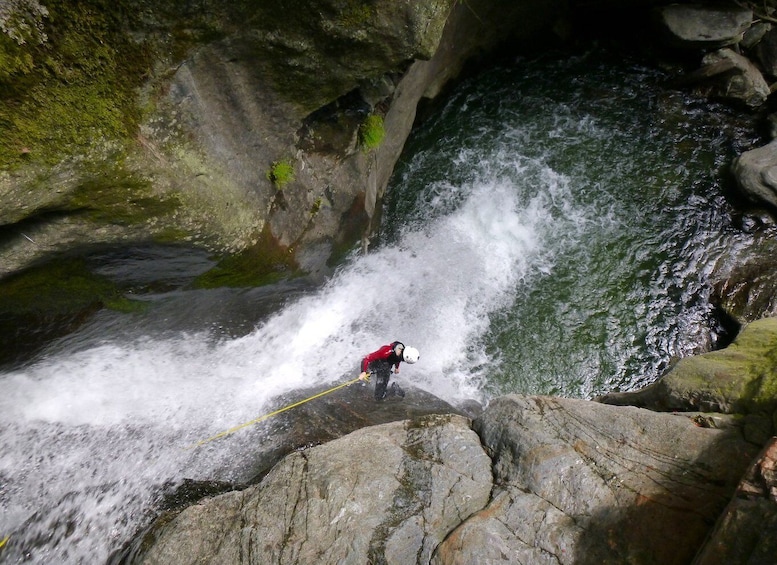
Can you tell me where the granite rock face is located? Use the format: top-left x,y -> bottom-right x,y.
695,437 -> 777,565
1,0 -> 559,278
0,0 -> 458,277
733,139 -> 777,212
136,414 -> 493,565
131,320 -> 777,564
135,393 -> 761,564
653,3 -> 753,49
455,395 -> 757,565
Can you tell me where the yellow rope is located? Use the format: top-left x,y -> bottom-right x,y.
186,375 -> 365,449
0,378 -> 368,554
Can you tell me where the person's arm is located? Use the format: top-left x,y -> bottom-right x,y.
359,355 -> 370,380
360,346 -> 390,379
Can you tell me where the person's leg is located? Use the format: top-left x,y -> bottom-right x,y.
389,381 -> 405,397
372,361 -> 391,400
375,373 -> 389,400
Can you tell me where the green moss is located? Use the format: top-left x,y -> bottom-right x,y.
0,0 -> 156,170
105,296 -> 148,313
266,159 -> 296,189
10,83 -> 130,154
359,114 -> 385,152
153,226 -> 192,245
193,226 -> 299,288
0,0 -> 47,81
66,169 -> 180,226
0,34 -> 35,80
310,197 -> 323,216
666,317 -> 777,413
0,257 -> 140,316
0,255 -> 145,365
336,1 -> 374,29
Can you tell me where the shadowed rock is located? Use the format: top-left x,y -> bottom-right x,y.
454,395 -> 758,565
694,437 -> 777,564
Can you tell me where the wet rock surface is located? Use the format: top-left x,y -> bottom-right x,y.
133,413 -> 492,565
132,390 -> 762,565
695,437 -> 777,565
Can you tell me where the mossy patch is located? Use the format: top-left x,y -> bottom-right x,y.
0,256 -> 144,366
0,257 -> 142,316
665,317 -> 777,413
336,1 -> 374,29
0,0 -> 155,170
193,226 -> 300,289
0,0 -> 247,171
0,32 -> 36,80
266,159 -> 296,189
358,114 -> 385,152
65,168 -> 181,227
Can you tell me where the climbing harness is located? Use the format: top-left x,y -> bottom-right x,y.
187,374 -> 367,449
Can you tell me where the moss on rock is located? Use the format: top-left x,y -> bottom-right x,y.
65,169 -> 180,227
0,256 -> 144,366
0,0 -> 154,170
662,317 -> 777,414
193,225 -> 300,288
0,256 -> 142,315
358,113 -> 385,151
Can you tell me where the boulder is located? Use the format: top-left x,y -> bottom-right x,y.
756,25 -> 777,78
132,390 -> 766,564
653,3 -> 753,49
694,437 -> 777,564
135,414 -> 493,565
455,395 -> 758,565
733,139 -> 777,211
712,235 -> 777,325
598,317 -> 777,442
698,48 -> 770,107
742,21 -> 771,51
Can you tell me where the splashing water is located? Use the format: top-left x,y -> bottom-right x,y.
0,173 -> 550,563
0,48 -> 760,563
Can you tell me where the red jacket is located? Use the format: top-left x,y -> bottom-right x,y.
361,342 -> 403,373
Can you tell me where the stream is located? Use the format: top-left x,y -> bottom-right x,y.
0,46 -> 763,563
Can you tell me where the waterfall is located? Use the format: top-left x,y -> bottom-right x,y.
0,47 -> 756,563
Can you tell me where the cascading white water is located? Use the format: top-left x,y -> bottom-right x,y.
0,47 -> 757,563
0,156 -> 570,564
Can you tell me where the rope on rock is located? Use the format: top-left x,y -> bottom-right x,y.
186,375 -> 366,449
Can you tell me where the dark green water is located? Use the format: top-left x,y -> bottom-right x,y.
0,46 -> 763,564
382,47 -> 759,399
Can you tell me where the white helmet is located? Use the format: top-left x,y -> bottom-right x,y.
402,346 -> 419,364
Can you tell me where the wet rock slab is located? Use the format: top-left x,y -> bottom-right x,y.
694,437 -> 777,564
134,414 -> 492,565
442,395 -> 759,565
130,393 -> 760,565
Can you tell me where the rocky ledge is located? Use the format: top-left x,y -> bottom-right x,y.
129,318 -> 777,564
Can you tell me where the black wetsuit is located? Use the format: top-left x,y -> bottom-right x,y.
361,341 -> 404,400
